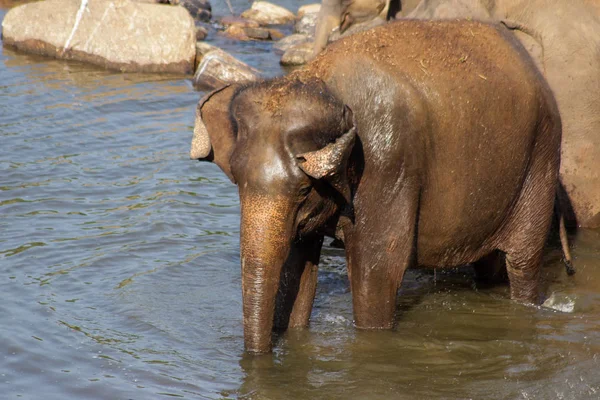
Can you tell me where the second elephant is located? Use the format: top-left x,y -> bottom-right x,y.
313,0 -> 600,228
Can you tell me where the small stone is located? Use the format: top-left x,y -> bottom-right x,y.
273,34 -> 311,52
220,16 -> 260,28
223,25 -> 250,41
267,28 -> 284,40
178,0 -> 212,22
222,25 -> 283,41
196,25 -> 208,40
241,1 -> 296,25
280,42 -> 313,66
193,48 -> 261,90
244,27 -> 270,40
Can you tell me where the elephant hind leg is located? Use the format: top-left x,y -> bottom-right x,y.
499,111 -> 560,304
504,250 -> 543,303
499,169 -> 556,304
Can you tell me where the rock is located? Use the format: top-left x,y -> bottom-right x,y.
273,33 -> 311,52
266,28 -> 284,40
193,48 -> 261,90
294,9 -> 318,36
195,41 -> 218,68
1,0 -> 196,74
297,3 -> 320,18
246,27 -> 284,40
241,1 -> 296,25
220,16 -> 260,28
245,27 -> 271,40
280,42 -> 313,66
178,0 -> 211,22
223,25 -> 283,41
223,25 -> 251,41
196,25 -> 208,40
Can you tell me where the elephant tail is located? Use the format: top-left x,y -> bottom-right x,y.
556,198 -> 576,276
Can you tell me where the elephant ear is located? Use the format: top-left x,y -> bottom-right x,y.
190,84 -> 238,182
296,105 -> 356,202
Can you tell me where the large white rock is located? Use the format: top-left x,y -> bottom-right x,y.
241,1 -> 296,25
1,0 -> 197,73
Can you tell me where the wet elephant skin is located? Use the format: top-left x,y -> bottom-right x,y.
190,20 -> 562,353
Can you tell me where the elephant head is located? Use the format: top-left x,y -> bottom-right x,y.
190,78 -> 356,353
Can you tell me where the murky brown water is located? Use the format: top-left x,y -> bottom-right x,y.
2,3 -> 600,399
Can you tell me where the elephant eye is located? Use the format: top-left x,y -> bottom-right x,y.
299,185 -> 312,197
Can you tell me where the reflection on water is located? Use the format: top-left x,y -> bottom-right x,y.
1,3 -> 600,399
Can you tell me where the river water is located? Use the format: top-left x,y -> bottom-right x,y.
1,3 -> 600,399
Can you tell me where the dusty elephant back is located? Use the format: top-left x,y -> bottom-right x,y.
302,19 -> 559,264
404,0 -> 600,227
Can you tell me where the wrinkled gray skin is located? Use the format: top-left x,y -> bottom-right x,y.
313,0 -> 600,228
191,20 -> 562,353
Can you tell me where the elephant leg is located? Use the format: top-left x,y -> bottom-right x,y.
344,186 -> 418,329
500,115 -> 559,303
504,250 -> 542,303
274,236 -> 323,330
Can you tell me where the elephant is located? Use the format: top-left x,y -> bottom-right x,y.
191,20 -> 562,353
312,0 -> 421,59
313,0 -> 600,228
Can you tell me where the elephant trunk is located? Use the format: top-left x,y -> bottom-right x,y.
240,192 -> 295,353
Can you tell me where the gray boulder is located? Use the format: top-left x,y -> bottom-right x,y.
294,7 -> 319,36
273,33 -> 311,52
1,0 -> 197,74
193,47 -> 261,90
280,42 -> 313,66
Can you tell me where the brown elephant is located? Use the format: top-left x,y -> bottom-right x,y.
313,0 -> 600,228
191,20 -> 562,353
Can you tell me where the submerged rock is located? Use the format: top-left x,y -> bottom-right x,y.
1,0 -> 196,74
193,47 -> 261,90
220,16 -> 260,28
223,25 -> 283,41
241,1 -> 296,25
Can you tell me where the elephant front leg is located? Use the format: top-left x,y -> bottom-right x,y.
344,189 -> 418,329
273,236 -> 324,330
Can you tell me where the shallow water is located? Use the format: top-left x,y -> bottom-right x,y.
1,3 -> 600,399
